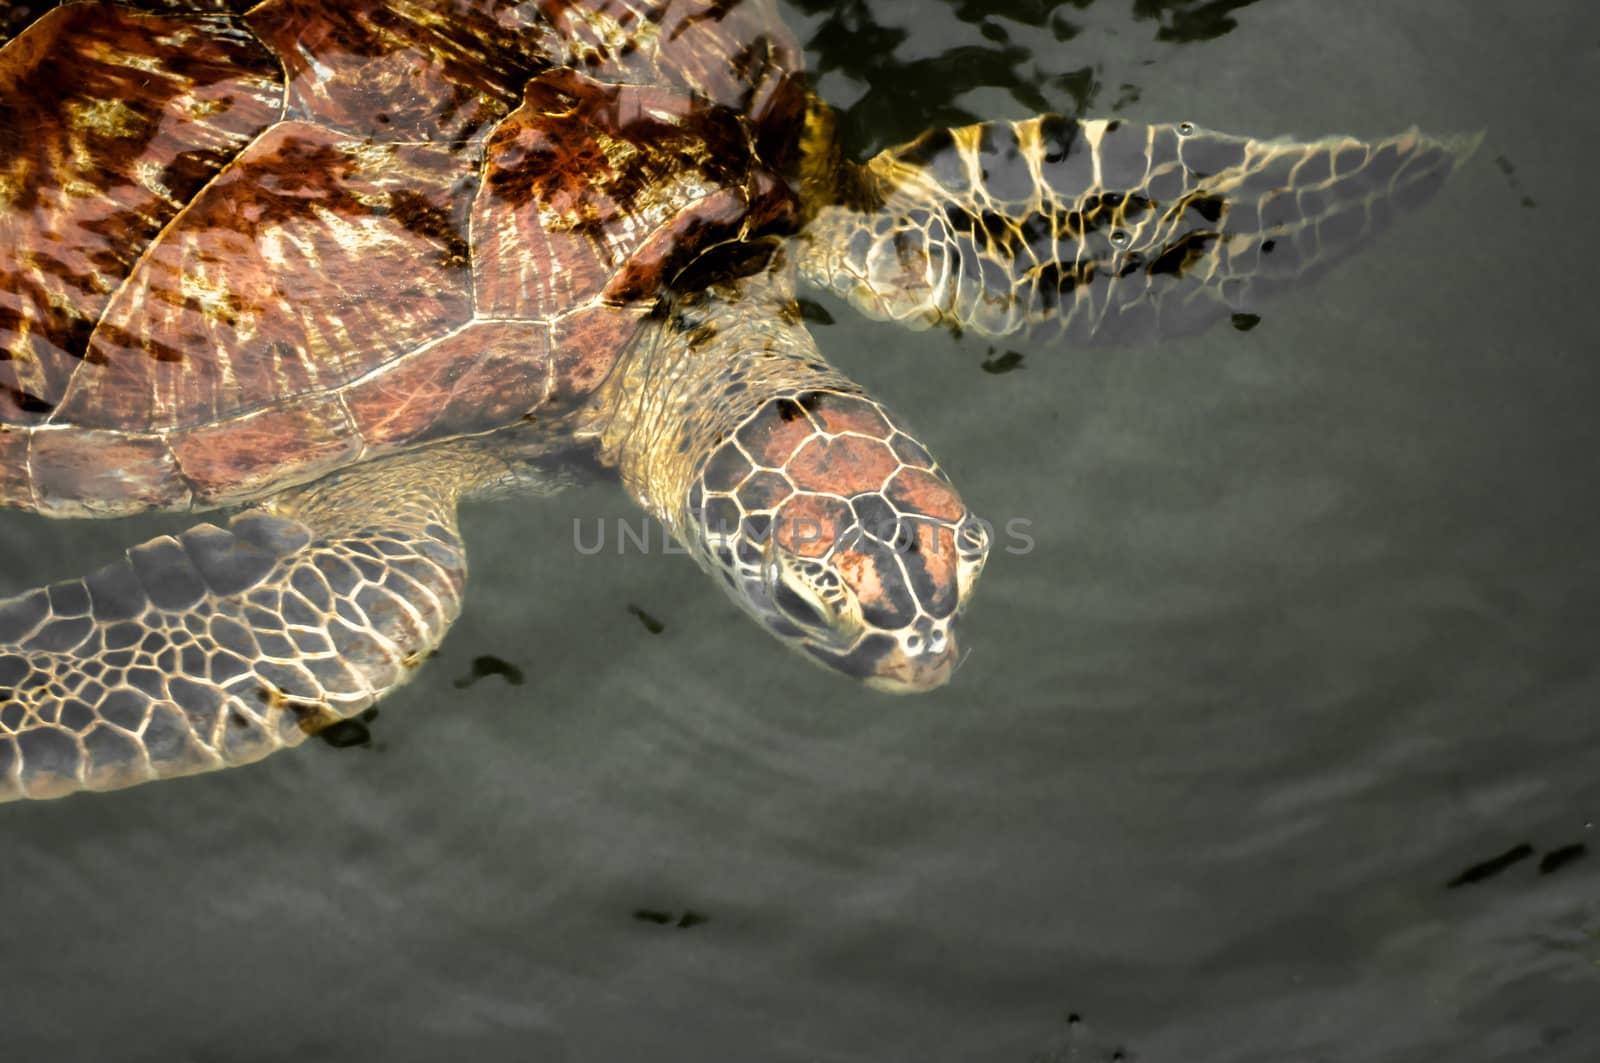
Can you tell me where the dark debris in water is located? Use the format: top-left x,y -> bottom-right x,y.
1027,1010 -> 1134,1063
633,908 -> 709,929
1446,843 -> 1535,888
1493,154 -> 1538,209
451,654 -> 526,689
1446,840 -> 1589,888
1230,312 -> 1262,331
1538,843 -> 1587,876
981,347 -> 1026,374
627,603 -> 666,634
315,708 -> 380,750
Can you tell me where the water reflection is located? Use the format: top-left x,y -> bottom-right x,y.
790,0 -> 1269,153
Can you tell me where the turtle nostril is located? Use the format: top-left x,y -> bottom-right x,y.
901,618 -> 955,660
956,515 -> 989,553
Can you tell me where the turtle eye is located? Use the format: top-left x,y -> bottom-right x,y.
765,560 -> 836,630
773,579 -> 829,628
955,515 -> 991,561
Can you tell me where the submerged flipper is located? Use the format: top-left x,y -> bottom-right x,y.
0,447 -> 520,800
798,116 -> 1478,343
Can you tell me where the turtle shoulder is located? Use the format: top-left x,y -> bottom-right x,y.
474,0 -> 810,402
473,61 -> 805,395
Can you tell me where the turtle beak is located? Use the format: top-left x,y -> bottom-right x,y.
862,642 -> 960,693
859,617 -> 963,694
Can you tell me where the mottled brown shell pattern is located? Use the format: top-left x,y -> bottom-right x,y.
0,0 -> 804,517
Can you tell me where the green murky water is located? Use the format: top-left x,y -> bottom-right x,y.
2,1 -> 1598,1059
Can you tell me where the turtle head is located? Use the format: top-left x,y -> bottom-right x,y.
684,390 -> 990,692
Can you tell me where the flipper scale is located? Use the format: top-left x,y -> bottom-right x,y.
0,454 -> 477,799
799,117 -> 1478,344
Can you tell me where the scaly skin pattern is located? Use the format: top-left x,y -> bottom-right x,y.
595,258 -> 989,691
685,387 -> 989,691
796,115 -> 1478,343
0,444 -> 527,800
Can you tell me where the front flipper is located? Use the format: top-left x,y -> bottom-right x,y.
799,116 -> 1478,343
0,451 -> 491,800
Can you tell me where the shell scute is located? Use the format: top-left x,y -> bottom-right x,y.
168,391 -> 362,505
0,427 -> 31,507
25,427 -> 186,516
0,3 -> 284,431
55,123 -> 477,433
248,0 -> 562,143
546,302 -> 651,405
545,0 -> 799,121
343,320 -> 554,447
474,65 -> 794,318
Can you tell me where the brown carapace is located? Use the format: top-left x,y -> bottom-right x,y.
0,0 -> 1473,799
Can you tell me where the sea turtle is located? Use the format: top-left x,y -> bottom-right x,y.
0,0 -> 1470,800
